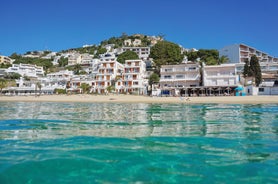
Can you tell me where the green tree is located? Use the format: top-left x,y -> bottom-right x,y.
106,85 -> 115,93
197,49 -> 219,65
73,64 -> 82,75
218,55 -> 229,64
250,55 -> 262,87
54,88 -> 66,94
243,55 -> 262,87
150,41 -> 183,73
94,47 -> 107,58
80,83 -> 90,94
243,59 -> 251,77
58,57 -> 68,67
185,51 -> 198,62
0,63 -> 12,68
0,79 -> 7,94
4,73 -> 21,79
149,73 -> 160,85
117,51 -> 139,64
35,82 -> 42,96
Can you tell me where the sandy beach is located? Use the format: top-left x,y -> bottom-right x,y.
1,94 -> 278,104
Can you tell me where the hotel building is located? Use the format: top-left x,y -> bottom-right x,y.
202,63 -> 239,95
94,55 -> 124,94
159,63 -> 201,96
219,43 -> 278,64
116,59 -> 148,95
6,63 -> 44,78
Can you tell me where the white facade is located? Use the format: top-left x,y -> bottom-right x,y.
116,59 -> 148,94
219,43 -> 278,64
6,63 -> 44,78
160,63 -> 201,88
94,55 -> 124,93
46,70 -> 73,81
121,47 -> 150,60
202,63 -> 239,87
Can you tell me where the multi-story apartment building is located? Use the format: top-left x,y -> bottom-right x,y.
68,53 -> 93,66
94,55 -> 124,94
0,55 -> 13,64
116,59 -> 148,95
219,43 -> 278,64
202,63 -> 239,95
46,70 -> 73,82
121,47 -> 150,60
159,63 -> 201,96
160,63 -> 201,88
6,63 -> 44,78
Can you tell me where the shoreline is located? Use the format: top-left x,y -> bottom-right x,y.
1,94 -> 278,104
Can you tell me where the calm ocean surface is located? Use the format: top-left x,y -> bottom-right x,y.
0,102 -> 277,183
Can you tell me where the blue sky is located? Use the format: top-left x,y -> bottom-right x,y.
1,0 -> 278,57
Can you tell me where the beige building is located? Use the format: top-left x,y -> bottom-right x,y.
0,55 -> 13,65
68,53 -> 93,66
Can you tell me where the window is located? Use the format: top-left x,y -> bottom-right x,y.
164,75 -> 172,79
259,88 -> 264,92
133,81 -> 138,85
176,75 -> 184,79
164,68 -> 172,72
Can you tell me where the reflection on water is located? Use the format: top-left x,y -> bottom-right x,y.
0,102 -> 278,183
0,102 -> 277,140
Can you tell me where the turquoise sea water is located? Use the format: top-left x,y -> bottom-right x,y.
0,102 -> 277,183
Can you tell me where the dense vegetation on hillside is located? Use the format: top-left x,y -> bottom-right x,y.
150,41 -> 184,74
117,51 -> 139,64
10,53 -> 53,72
4,33 -> 229,76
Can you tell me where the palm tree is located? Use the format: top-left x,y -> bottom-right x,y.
218,56 -> 229,64
73,64 -> 82,75
35,82 -> 42,97
80,83 -> 90,94
0,79 -> 7,95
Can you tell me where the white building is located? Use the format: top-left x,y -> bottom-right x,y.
202,63 -> 239,95
159,63 -> 201,96
46,70 -> 73,81
121,47 -> 150,60
6,63 -> 44,78
116,59 -> 148,95
94,55 -> 124,94
219,43 -> 278,64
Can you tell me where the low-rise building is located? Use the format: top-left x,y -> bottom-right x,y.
121,47 -> 150,60
0,55 -> 13,64
68,53 -> 93,66
202,63 -> 239,95
6,63 -> 44,78
160,63 -> 201,96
